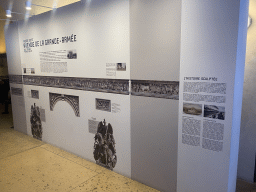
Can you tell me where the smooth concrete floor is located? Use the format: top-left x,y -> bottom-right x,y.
0,104 -> 159,192
1,104 -> 256,192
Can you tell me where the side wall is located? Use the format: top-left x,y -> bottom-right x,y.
130,1 -> 181,191
237,0 -> 256,183
5,23 -> 27,134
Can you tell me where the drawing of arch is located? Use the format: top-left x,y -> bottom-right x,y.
49,93 -> 80,117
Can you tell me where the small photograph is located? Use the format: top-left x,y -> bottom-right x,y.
116,63 -> 126,71
31,90 -> 39,99
183,103 -> 202,116
96,98 -> 111,112
23,68 -> 26,74
67,50 -> 77,59
31,68 -> 35,74
204,105 -> 225,120
11,87 -> 23,96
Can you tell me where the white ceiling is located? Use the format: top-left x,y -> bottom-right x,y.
0,0 -> 81,21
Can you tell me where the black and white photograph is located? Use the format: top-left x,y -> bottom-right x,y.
31,90 -> 39,99
67,49 -> 77,59
95,98 -> 111,112
31,68 -> 35,74
116,63 -> 126,71
30,103 -> 42,140
183,103 -> 202,116
204,105 -> 225,120
24,76 -> 129,95
11,87 -> 23,96
49,92 -> 80,117
131,80 -> 179,99
93,119 -> 117,170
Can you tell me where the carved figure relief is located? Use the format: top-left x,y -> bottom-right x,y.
93,119 -> 117,170
30,103 -> 42,140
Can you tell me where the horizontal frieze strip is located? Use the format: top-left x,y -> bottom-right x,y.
10,75 -> 180,99
23,75 -> 129,95
131,79 -> 179,100
9,75 -> 23,84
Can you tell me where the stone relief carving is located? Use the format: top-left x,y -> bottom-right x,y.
49,92 -> 80,117
131,80 -> 179,99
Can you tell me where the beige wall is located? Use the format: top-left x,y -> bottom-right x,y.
0,6 -> 6,54
0,5 -> 7,77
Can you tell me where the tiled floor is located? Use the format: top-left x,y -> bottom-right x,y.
0,103 -> 256,192
0,104 -> 159,192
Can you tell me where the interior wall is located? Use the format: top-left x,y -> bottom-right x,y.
4,0 -> 250,191
130,1 -> 181,191
237,0 -> 256,182
5,23 -> 27,134
6,0 -> 132,178
177,0 -> 248,191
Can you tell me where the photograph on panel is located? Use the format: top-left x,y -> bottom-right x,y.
183,102 -> 202,116
67,49 -> 77,59
31,68 -> 35,74
30,103 -> 42,140
116,63 -> 126,71
131,80 -> 179,99
95,98 -> 111,112
93,119 -> 117,170
31,90 -> 39,99
49,92 -> 80,117
203,105 -> 225,120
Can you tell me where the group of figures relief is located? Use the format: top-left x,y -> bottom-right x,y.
93,119 -> 117,170
30,103 -> 42,140
30,101 -> 117,170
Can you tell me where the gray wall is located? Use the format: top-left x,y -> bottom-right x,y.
130,0 -> 181,191
131,97 -> 178,191
238,56 -> 256,182
237,0 -> 256,183
130,0 -> 181,81
5,24 -> 27,134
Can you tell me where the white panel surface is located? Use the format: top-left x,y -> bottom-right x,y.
177,1 -> 248,192
17,0 -> 130,79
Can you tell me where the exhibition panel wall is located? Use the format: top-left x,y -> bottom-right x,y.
130,0 -> 180,191
7,0 -> 131,178
177,0 -> 248,192
5,0 -> 248,192
5,24 -> 27,134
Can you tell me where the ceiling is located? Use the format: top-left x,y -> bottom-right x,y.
0,0 -> 81,53
0,0 -> 81,22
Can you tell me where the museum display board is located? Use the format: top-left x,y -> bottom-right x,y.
177,0 -> 248,192
7,0 -> 131,178
130,0 -> 180,191
5,0 -> 248,192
